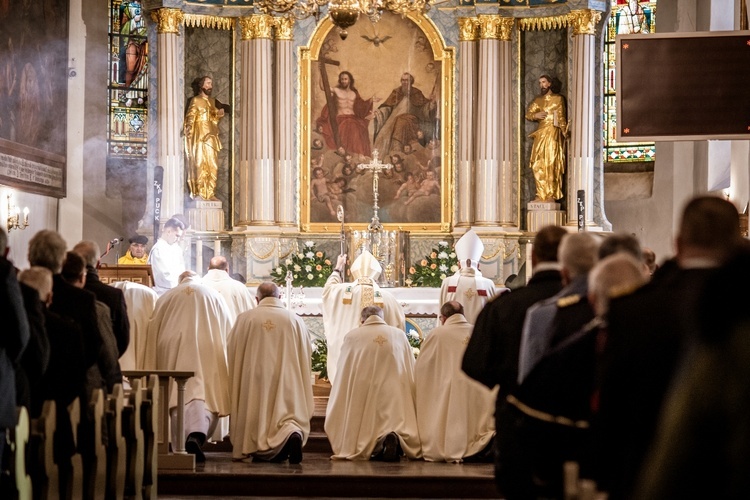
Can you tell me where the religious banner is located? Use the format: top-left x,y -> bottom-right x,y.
300,12 -> 454,233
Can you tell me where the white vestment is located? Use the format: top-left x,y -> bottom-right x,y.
415,314 -> 497,462
145,276 -> 232,434
321,272 -> 405,386
438,268 -> 502,325
202,269 -> 255,325
325,315 -> 421,460
111,281 -> 158,370
148,237 -> 186,296
227,296 -> 314,459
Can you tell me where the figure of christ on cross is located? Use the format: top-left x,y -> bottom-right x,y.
357,150 -> 393,232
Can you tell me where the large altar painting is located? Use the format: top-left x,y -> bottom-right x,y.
301,13 -> 453,232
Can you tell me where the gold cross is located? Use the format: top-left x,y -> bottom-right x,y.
262,320 -> 275,331
373,335 -> 387,346
182,287 -> 195,296
463,288 -> 476,299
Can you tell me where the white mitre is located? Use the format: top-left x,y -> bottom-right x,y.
455,229 -> 484,269
351,249 -> 382,280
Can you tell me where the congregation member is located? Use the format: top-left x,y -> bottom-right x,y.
463,224 -> 567,401
321,250 -> 405,386
594,194 -> 745,500
0,227 -> 30,475
516,232 -> 600,383
148,217 -> 186,296
438,229 -> 502,324
111,280 -> 158,371
118,234 -> 149,265
202,255 -> 255,323
325,306 -> 421,462
73,240 -> 130,356
227,282 -> 314,464
145,270 -> 232,462
415,301 -> 496,463
495,252 -> 648,500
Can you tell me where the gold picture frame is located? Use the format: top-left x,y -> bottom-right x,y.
300,12 -> 454,233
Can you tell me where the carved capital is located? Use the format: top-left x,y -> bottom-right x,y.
150,8 -> 183,34
458,18 -> 480,42
239,15 -> 275,40
477,15 -> 513,41
274,17 -> 294,40
568,9 -> 602,36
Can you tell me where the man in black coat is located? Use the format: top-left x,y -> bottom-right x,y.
73,240 -> 130,356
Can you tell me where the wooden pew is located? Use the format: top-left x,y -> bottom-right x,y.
563,461 -> 607,500
122,378 -> 144,500
8,406 -> 32,500
106,385 -> 126,500
66,398 -> 84,500
29,400 -> 58,500
140,375 -> 158,500
84,389 -> 106,500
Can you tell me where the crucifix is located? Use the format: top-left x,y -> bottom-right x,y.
357,149 -> 393,232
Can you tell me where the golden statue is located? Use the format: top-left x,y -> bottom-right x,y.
526,74 -> 568,202
183,76 -> 228,200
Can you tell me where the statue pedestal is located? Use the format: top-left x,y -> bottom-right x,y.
187,200 -> 224,232
527,201 -> 566,232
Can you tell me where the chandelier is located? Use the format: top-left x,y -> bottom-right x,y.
257,0 -> 431,39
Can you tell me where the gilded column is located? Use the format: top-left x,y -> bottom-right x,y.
474,16 -> 515,228
237,15 -> 276,227
151,8 -> 184,223
456,18 -> 479,228
567,9 -> 602,229
274,18 -> 295,228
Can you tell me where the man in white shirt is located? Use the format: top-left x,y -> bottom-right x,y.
145,270 -> 232,462
321,250 -> 404,386
227,282 -> 314,464
148,217 -> 186,296
415,301 -> 497,463
202,255 -> 255,324
439,229 -> 502,325
325,306 -> 421,461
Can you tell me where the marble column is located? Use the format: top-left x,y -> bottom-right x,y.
151,8 -> 185,223
567,9 -> 602,230
474,15 -> 516,229
455,18 -> 479,228
274,18 -> 296,228
237,15 -> 276,227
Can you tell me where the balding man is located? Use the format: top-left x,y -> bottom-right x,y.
325,306 -> 421,462
228,282 -> 314,464
322,250 -> 405,386
145,269 -> 232,462
202,255 -> 255,324
415,301 -> 496,463
73,240 -> 130,356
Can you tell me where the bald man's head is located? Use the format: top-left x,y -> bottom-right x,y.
257,281 -> 280,300
209,256 -> 229,271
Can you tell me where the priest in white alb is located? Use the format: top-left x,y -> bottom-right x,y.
321,250 -> 405,386
202,255 -> 255,324
325,306 -> 421,461
227,282 -> 314,464
111,280 -> 158,371
415,301 -> 497,463
144,270 -> 232,462
439,229 -> 502,324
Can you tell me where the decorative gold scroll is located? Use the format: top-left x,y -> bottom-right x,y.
517,14 -> 569,32
184,14 -> 235,31
458,18 -> 480,42
151,8 -> 184,34
239,15 -> 275,40
478,15 -> 514,41
568,9 -> 602,36
274,17 -> 294,40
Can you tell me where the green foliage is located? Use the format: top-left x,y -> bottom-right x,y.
311,338 -> 328,380
405,241 -> 459,288
270,240 -> 333,288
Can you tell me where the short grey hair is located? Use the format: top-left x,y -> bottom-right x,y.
28,230 -> 68,273
360,305 -> 384,323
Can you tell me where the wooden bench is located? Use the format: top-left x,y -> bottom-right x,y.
106,385 -> 126,500
85,389 -> 107,500
123,378 -> 144,499
29,400 -> 58,500
8,406 -> 32,500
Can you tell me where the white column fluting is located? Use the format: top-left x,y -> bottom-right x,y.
567,10 -> 602,229
238,16 -> 276,227
274,18 -> 295,227
153,9 -> 185,223
456,19 -> 479,228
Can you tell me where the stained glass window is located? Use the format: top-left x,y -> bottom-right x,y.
603,1 -> 656,163
108,0 -> 148,159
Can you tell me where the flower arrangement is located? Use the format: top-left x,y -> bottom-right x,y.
406,327 -> 421,358
311,338 -> 328,380
405,241 -> 459,288
270,240 -> 333,288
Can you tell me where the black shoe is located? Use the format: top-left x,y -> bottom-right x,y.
287,433 -> 303,464
381,432 -> 401,462
185,435 -> 206,463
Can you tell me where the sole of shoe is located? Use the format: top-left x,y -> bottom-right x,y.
382,433 -> 400,462
288,434 -> 303,464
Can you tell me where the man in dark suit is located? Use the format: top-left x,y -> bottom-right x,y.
73,240 -> 130,356
594,195 -> 744,500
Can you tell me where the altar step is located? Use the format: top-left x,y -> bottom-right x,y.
159,395 -> 500,498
